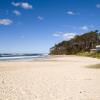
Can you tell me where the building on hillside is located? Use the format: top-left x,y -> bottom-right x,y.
90,45 -> 100,53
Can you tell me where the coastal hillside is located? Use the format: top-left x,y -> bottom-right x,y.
50,30 -> 100,55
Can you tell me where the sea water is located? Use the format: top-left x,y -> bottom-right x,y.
0,53 -> 48,61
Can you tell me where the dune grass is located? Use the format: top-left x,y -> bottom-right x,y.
87,64 -> 100,69
77,52 -> 100,59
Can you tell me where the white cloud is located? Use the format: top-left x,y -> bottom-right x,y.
63,33 -> 76,40
12,2 -> 20,7
53,32 -> 76,40
81,26 -> 89,31
37,16 -> 44,20
67,11 -> 75,15
13,10 -> 21,16
12,2 -> 32,10
96,4 -> 100,8
53,32 -> 62,37
0,19 -> 13,26
21,2 -> 32,9
53,33 -> 60,37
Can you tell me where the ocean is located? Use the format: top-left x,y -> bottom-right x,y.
0,53 -> 48,61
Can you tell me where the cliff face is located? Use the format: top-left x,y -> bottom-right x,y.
50,31 -> 100,55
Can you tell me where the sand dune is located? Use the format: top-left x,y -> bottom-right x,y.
0,56 -> 100,100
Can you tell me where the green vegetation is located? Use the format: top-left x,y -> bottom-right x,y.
87,64 -> 100,69
77,52 -> 100,58
50,30 -> 100,58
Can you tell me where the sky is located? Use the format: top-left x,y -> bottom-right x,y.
0,0 -> 100,53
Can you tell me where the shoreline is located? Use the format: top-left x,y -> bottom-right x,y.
0,54 -> 99,61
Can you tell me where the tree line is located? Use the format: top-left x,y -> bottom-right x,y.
50,30 -> 100,55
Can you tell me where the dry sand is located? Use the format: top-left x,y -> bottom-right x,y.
0,56 -> 100,100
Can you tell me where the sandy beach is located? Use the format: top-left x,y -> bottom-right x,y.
0,56 -> 100,100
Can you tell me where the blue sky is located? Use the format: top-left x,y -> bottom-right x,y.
0,0 -> 100,53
